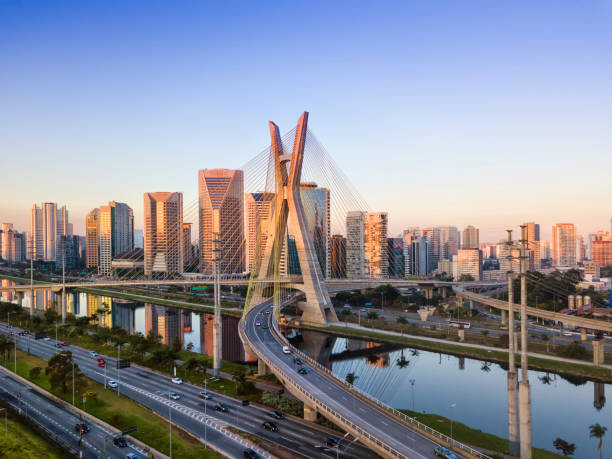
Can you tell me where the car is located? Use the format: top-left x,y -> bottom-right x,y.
434,445 -> 457,458
43,337 -> 51,341
267,410 -> 284,419
126,454 -> 141,459
243,448 -> 259,458
265,311 -> 271,314
55,343 -> 62,348
18,331 -> 27,336
199,391 -> 212,400
293,357 -> 303,365
98,360 -> 106,368
262,421 -> 278,432
282,346 -> 291,354
74,423 -> 90,434
60,341 -> 68,346
113,436 -> 128,448
169,392 -> 180,400
326,437 -> 341,448
108,380 -> 118,388
90,351 -> 98,357
171,377 -> 183,385
562,331 -> 573,337
255,322 -> 261,326
297,367 -> 307,375
215,403 -> 229,412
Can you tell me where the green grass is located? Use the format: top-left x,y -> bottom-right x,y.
1,351 -> 220,459
0,400 -> 69,458
400,409 -> 564,459
317,325 -> 612,381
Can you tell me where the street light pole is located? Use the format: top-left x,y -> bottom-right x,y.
204,376 -> 207,447
449,403 -> 456,446
72,360 -> 75,406
169,405 -> 173,458
117,344 -> 121,397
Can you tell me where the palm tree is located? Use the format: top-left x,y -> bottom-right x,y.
539,373 -> 553,385
540,334 -> 551,353
589,423 -> 607,459
345,372 -> 358,385
396,350 -> 409,369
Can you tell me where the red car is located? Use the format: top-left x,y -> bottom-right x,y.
60,341 -> 69,346
97,359 -> 106,368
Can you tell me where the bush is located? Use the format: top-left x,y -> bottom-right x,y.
260,392 -> 303,417
556,343 -> 588,359
29,367 -> 42,380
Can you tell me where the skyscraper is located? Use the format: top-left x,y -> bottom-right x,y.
299,183 -> 331,278
30,202 -> 69,261
456,248 -> 482,281
86,209 -> 99,269
411,236 -> 431,276
462,225 -> 479,249
198,169 -> 244,275
523,222 -> 541,269
0,223 -> 25,264
346,211 -> 365,278
330,234 -> 346,278
97,202 -> 134,276
592,240 -> 612,267
438,226 -> 460,260
387,237 -> 405,278
245,192 -> 275,273
552,223 -> 577,267
422,227 -> 439,271
364,212 -> 388,278
144,192 -> 183,277
182,223 -> 194,270
402,228 -> 420,276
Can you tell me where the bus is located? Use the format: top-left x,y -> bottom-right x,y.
448,320 -> 471,329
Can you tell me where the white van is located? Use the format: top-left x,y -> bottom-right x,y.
282,346 -> 291,354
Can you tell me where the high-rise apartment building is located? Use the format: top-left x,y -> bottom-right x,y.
364,212 -> 388,278
523,222 -> 541,269
299,183 -> 331,278
552,223 -> 577,267
387,237 -> 405,278
421,227 -> 440,270
330,235 -> 346,278
462,225 -> 479,249
592,240 -> 612,267
438,226 -> 460,260
93,202 -> 134,276
499,240 -> 520,274
410,236 -> 431,277
576,234 -> 585,264
30,203 -> 69,261
144,192 -> 183,277
1,223 -> 25,264
346,211 -> 365,278
402,228 -> 421,276
86,209 -> 100,268
198,169 -> 244,275
456,248 -> 482,281
182,223 -> 194,270
245,192 -> 275,273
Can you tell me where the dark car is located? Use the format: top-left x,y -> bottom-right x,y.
267,410 -> 284,420
215,403 -> 229,412
199,391 -> 212,400
297,367 -> 307,375
293,357 -> 303,365
74,423 -> 90,434
326,437 -> 341,448
262,421 -> 278,432
243,448 -> 259,458
113,436 -> 128,448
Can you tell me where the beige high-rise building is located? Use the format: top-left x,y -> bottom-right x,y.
30,202 -> 69,261
144,192 -> 183,277
576,234 -> 585,264
198,169 -> 244,275
499,240 -> 520,274
245,192 -> 275,273
523,222 -> 541,269
364,212 -> 388,278
462,225 -> 479,249
182,223 -> 194,270
456,248 -> 482,281
86,209 -> 100,268
552,223 -> 577,267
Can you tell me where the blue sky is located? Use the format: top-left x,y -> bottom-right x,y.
1,1 -> 611,241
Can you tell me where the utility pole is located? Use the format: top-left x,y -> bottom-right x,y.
62,237 -> 66,324
506,230 -> 519,456
212,232 -> 222,377
519,225 -> 532,458
30,233 -> 34,317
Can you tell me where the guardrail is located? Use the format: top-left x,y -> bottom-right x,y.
242,303 -> 491,459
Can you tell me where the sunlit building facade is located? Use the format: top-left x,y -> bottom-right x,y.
144,192 -> 184,277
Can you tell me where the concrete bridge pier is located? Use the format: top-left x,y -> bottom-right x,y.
469,300 -> 474,311
458,329 -> 465,342
501,310 -> 507,326
581,328 -> 588,342
440,287 -> 447,299
303,404 -> 317,422
16,291 -> 24,307
257,359 -> 269,376
593,339 -> 605,366
424,287 -> 433,300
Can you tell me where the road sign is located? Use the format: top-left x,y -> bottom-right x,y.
192,286 -> 209,291
116,359 -> 131,369
365,302 -> 372,306
122,426 -> 138,435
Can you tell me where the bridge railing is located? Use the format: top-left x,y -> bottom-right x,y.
267,312 -> 491,459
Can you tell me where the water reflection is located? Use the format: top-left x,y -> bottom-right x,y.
294,330 -> 612,458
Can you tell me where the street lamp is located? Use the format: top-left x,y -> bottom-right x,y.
169,404 -> 173,458
449,403 -> 456,446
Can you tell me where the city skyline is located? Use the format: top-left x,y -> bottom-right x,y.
2,2 -> 611,239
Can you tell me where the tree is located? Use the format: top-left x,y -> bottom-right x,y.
345,372 -> 358,385
183,357 -> 201,378
232,370 -> 255,395
540,334 -> 551,352
29,367 -> 42,380
396,350 -> 409,369
553,437 -> 576,456
367,311 -> 379,321
170,336 -> 182,353
45,351 -> 87,394
458,274 -> 475,282
589,423 -> 607,459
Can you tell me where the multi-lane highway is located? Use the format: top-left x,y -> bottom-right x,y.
0,366 -> 144,458
0,322 -> 376,459
243,300 -> 465,459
